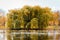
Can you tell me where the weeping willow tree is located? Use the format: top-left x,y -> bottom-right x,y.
6,5 -> 53,40
6,9 -> 24,40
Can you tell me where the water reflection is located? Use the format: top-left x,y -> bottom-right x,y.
0,30 -> 60,40
0,30 -> 5,40
6,30 -> 60,40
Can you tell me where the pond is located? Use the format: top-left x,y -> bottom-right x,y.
0,30 -> 60,40
7,30 -> 60,40
0,30 -> 6,40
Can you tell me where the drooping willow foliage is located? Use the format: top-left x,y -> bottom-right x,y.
6,5 -> 53,40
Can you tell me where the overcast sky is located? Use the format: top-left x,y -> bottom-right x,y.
0,0 -> 60,13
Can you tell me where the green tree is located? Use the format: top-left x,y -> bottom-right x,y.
7,5 -> 53,40
7,9 -> 22,40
